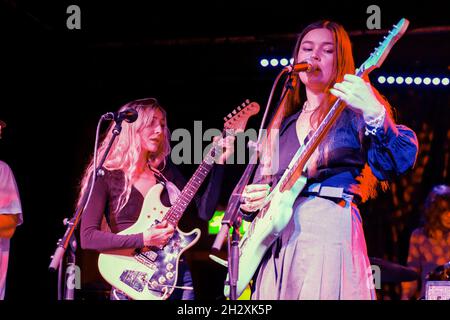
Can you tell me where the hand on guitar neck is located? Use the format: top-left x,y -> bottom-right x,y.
212,135 -> 236,165
330,74 -> 386,122
142,220 -> 174,247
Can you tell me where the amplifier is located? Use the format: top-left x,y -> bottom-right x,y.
426,281 -> 450,300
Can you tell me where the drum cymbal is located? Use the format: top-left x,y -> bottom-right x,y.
370,257 -> 419,283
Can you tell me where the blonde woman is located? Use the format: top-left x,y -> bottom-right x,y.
79,98 -> 233,299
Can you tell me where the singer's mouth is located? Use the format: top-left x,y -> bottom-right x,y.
148,137 -> 161,143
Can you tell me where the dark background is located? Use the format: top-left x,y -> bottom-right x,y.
0,0 -> 449,300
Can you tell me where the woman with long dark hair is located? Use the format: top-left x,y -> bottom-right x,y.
240,21 -> 419,299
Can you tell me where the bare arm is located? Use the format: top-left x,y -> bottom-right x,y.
0,214 -> 19,239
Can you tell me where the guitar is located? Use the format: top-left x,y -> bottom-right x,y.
224,18 -> 410,298
98,100 -> 260,300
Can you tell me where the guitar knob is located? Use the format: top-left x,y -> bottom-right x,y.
166,272 -> 174,280
158,276 -> 167,284
150,280 -> 159,289
166,263 -> 174,271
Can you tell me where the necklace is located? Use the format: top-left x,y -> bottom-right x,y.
302,101 -> 319,113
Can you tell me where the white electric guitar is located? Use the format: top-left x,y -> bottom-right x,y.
97,100 -> 259,300
224,18 -> 410,297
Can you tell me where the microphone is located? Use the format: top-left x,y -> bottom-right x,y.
285,59 -> 317,73
102,108 -> 138,123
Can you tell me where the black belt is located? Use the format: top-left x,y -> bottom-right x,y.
299,183 -> 354,204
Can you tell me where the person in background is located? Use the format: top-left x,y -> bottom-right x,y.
0,119 -> 23,300
401,184 -> 450,299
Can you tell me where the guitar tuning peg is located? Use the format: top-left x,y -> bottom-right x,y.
241,102 -> 246,107
223,117 -> 228,121
232,110 -> 237,115
227,113 -> 232,119
245,99 -> 250,104
237,106 -> 242,111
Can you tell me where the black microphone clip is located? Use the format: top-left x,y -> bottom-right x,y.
102,108 -> 138,124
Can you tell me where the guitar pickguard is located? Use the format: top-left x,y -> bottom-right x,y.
125,230 -> 199,296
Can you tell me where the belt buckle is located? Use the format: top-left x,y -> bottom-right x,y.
318,186 -> 344,198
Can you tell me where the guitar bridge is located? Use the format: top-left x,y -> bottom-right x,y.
134,254 -> 157,269
120,270 -> 148,293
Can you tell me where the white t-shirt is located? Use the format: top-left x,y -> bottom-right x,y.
0,160 -> 23,300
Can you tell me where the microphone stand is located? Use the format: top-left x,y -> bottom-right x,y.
48,118 -> 125,300
211,66 -> 295,299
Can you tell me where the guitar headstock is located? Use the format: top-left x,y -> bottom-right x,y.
223,99 -> 260,132
358,18 -> 409,76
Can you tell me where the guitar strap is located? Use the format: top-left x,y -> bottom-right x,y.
148,166 -> 181,206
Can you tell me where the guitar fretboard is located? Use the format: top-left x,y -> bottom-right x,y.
164,135 -> 222,225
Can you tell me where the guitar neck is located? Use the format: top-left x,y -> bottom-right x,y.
163,134 -> 223,225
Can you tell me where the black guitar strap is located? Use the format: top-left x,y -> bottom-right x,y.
148,166 -> 181,206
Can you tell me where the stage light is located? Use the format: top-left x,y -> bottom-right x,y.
423,77 -> 431,85
387,76 -> 395,84
396,76 -> 404,84
377,76 -> 386,84
260,59 -> 269,67
280,58 -> 289,66
270,58 -> 279,67
442,78 -> 449,86
405,77 -> 413,85
432,77 -> 440,85
414,77 -> 422,85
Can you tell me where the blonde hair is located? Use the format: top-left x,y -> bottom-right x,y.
77,98 -> 171,213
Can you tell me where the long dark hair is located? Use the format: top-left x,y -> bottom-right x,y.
283,20 -> 355,124
259,21 -> 356,179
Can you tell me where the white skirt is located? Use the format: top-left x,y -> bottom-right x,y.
251,195 -> 376,300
